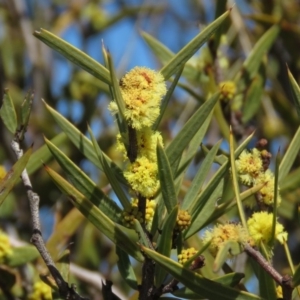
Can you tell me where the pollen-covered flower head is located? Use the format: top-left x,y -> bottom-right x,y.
254,169 -> 281,206
119,67 -> 166,129
124,156 -> 159,198
247,211 -> 287,246
235,148 -> 263,185
202,223 -> 250,257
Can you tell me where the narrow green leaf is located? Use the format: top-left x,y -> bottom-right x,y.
107,52 -> 126,121
293,264 -> 300,287
0,147 -> 32,206
19,91 -> 34,140
182,140 -> 221,210
174,272 -> 245,299
230,128 -> 247,230
141,31 -> 198,81
203,183 -> 264,228
287,67 -> 300,120
157,141 -> 177,213
46,208 -> 84,259
160,10 -> 230,80
270,150 -> 280,246
6,246 -> 40,267
153,65 -> 184,130
88,126 -> 131,210
0,89 -> 17,134
211,0 -> 228,52
239,25 -> 280,83
116,247 -> 138,290
155,206 -> 178,286
132,219 -> 152,248
280,166 -> 300,193
175,112 -> 213,179
26,133 -> 67,175
45,166 -> 143,262
142,246 -> 262,300
45,137 -> 122,222
166,92 -> 219,172
43,101 -> 126,185
279,126 -> 300,183
242,71 -> 265,123
184,131 -> 255,238
56,250 -> 70,283
213,241 -> 243,273
33,29 -> 111,84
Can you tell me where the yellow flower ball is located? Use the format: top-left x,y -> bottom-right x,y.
202,223 -> 250,257
178,247 -> 197,265
124,156 -> 159,198
120,67 -> 166,129
247,212 -> 287,246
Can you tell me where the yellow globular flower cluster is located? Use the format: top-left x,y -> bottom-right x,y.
178,247 -> 197,265
109,67 -> 167,198
175,210 -> 191,231
0,230 -> 12,263
122,198 -> 156,229
255,170 -> 281,206
119,67 -> 166,130
124,157 -> 159,198
202,223 -> 250,257
0,165 -> 6,181
247,212 -> 288,247
235,148 -> 263,185
28,281 -> 52,300
235,148 -> 281,207
219,81 -> 236,102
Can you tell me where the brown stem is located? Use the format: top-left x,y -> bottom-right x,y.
244,243 -> 293,300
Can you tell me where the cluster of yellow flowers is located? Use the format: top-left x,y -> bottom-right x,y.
235,147 -> 281,207
0,230 -> 12,263
247,212 -> 287,246
202,145 -> 287,258
109,67 -> 166,199
178,247 -> 198,265
202,223 -> 250,257
28,281 -> 52,300
175,210 -> 191,231
122,198 -> 156,229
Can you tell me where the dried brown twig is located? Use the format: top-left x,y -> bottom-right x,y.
11,131 -> 88,300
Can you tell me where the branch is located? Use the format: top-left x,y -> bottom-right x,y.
11,135 -> 88,300
244,243 -> 293,300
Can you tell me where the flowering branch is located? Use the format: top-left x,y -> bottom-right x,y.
11,131 -> 87,300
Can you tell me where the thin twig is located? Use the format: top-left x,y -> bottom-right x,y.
11,136 -> 88,300
244,243 -> 293,300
